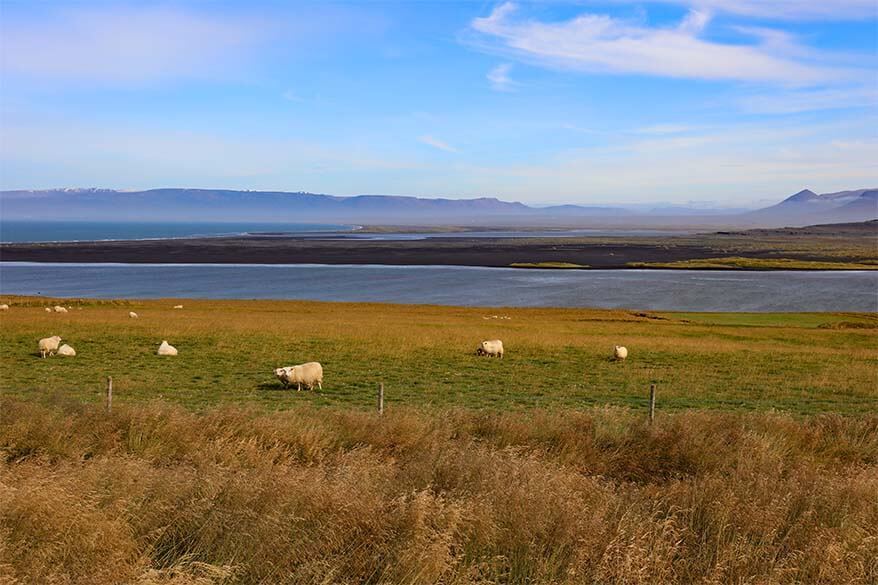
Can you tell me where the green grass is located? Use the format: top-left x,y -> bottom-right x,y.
1,296 -> 876,414
627,257 -> 878,270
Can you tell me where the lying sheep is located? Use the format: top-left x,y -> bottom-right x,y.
157,340 -> 178,356
129,311 -> 139,319
38,336 -> 62,358
614,345 -> 628,360
274,362 -> 323,391
173,305 -> 183,309
57,344 -> 76,357
53,306 -> 68,313
45,307 -> 52,312
477,339 -> 504,358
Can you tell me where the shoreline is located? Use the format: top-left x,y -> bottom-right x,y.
1,233 -> 876,270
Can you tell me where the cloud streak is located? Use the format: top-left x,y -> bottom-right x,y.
471,3 -> 858,85
418,135 -> 459,153
487,63 -> 516,91
610,0 -> 876,21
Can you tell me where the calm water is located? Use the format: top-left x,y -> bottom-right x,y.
0,221 -> 350,243
0,220 -> 694,243
2,263 -> 876,312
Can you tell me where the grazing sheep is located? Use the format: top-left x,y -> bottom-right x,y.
57,344 -> 76,357
173,305 -> 183,309
477,339 -> 504,358
0,304 -> 8,311
44,308 -> 52,313
274,362 -> 323,391
157,340 -> 178,356
53,306 -> 68,313
614,345 -> 628,360
38,336 -> 62,358
129,311 -> 139,319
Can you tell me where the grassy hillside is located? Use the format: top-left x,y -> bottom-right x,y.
1,296 -> 875,414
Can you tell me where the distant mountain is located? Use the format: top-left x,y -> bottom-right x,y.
0,188 -> 630,224
746,188 -> 878,224
1,186 -> 876,228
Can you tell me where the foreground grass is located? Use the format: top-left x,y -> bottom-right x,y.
1,296 -> 876,414
627,257 -> 878,270
1,401 -> 876,584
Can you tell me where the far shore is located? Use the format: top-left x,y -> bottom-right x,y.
1,229 -> 877,270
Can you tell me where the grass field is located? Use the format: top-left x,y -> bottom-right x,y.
0,296 -> 876,414
1,296 -> 877,584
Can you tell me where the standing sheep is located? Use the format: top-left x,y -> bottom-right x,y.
53,306 -> 68,313
614,345 -> 628,360
0,304 -> 8,311
38,336 -> 62,358
476,339 -> 504,358
274,362 -> 323,391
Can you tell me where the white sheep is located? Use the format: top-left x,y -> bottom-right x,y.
477,339 -> 504,358
45,308 -> 52,313
53,306 -> 68,313
57,344 -> 76,357
157,340 -> 178,356
614,345 -> 628,360
38,336 -> 62,358
129,311 -> 139,319
274,362 -> 323,391
173,305 -> 183,309
0,304 -> 9,311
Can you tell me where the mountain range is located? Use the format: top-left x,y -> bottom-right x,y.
1,187 -> 875,228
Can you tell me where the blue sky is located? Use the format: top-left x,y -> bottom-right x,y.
1,1 -> 875,206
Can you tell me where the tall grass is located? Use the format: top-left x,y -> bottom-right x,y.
2,400 -> 876,584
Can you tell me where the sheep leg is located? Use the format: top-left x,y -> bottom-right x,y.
297,382 -> 302,392
317,381 -> 322,391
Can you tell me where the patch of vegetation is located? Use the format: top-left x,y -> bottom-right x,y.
509,262 -> 589,269
627,257 -> 878,270
1,296 -> 875,415
1,400 -> 876,584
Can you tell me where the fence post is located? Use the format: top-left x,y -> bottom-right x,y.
106,376 -> 113,413
649,383 -> 656,424
377,382 -> 384,415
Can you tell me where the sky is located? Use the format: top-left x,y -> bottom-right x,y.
0,0 -> 876,206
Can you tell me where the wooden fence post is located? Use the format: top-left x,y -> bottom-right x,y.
649,383 -> 656,424
377,382 -> 384,415
106,376 -> 113,413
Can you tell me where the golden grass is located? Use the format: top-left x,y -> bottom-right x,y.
509,262 -> 589,269
627,257 -> 878,270
1,400 -> 876,584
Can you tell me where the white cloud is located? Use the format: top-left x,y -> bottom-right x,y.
614,0 -> 876,21
487,63 -> 516,91
418,135 -> 459,153
0,6 -> 267,85
470,3 -> 858,85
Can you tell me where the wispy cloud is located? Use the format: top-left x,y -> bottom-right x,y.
470,3 -> 859,85
487,63 -> 516,91
634,124 -> 697,135
0,6 -> 268,85
418,135 -> 459,153
610,0 -> 876,21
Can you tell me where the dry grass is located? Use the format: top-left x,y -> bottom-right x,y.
1,400 -> 876,584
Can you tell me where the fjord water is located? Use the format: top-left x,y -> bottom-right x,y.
1,263 -> 876,312
0,221 -> 350,243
